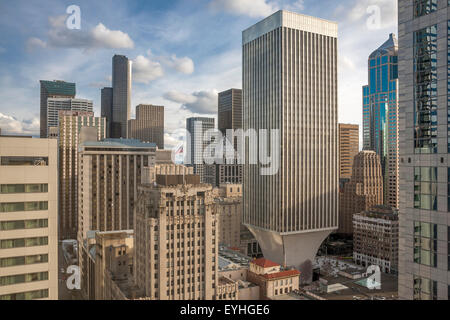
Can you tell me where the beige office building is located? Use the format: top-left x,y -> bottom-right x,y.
135,175 -> 218,300
339,151 -> 384,235
339,124 -> 360,180
353,206 -> 399,274
215,184 -> 242,249
0,137 -> 58,300
243,10 -> 339,281
77,139 -> 156,297
58,111 -> 106,240
128,104 -> 164,149
94,230 -> 134,300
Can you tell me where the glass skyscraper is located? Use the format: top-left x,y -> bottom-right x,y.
398,0 -> 449,300
362,33 -> 399,209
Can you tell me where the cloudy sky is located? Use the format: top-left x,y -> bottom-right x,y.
0,0 -> 397,148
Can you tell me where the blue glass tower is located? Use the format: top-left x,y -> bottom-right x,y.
362,33 -> 399,208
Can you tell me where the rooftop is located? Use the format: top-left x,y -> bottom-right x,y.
81,138 -> 157,149
262,269 -> 300,280
243,10 -> 338,45
252,258 -> 279,268
369,33 -> 398,59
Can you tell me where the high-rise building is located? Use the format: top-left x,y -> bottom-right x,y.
101,87 -> 113,138
77,139 -> 156,298
218,89 -> 242,134
94,230 -> 134,300
135,175 -> 218,300
242,10 -> 339,282
77,139 -> 156,241
0,136 -> 58,300
39,80 -> 76,138
339,124 -> 360,181
398,0 -> 449,300
353,205 -> 399,274
112,55 -> 132,139
362,34 -> 399,209
208,89 -> 244,188
215,184 -> 242,249
58,111 -> 106,240
339,151 -> 384,235
186,117 -> 215,183
45,98 -> 94,139
128,104 -> 164,149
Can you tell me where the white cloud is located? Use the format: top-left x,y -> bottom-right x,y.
0,112 -> 39,136
25,37 -> 47,52
28,16 -> 134,51
209,0 -> 278,18
132,54 -> 164,84
286,0 -> 305,11
163,90 -> 218,114
90,23 -> 134,49
161,55 -> 195,75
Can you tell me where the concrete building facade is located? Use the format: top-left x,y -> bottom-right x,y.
353,205 -> 399,274
339,124 -> 360,181
0,137 -> 58,300
135,175 -> 218,300
45,98 -> 93,139
242,10 -> 339,282
40,80 -> 76,138
77,139 -> 156,296
339,151 -> 384,235
186,117 -> 215,183
58,111 -> 106,240
128,104 -> 164,149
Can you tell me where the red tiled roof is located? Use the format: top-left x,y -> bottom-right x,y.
252,258 -> 280,268
262,270 -> 301,280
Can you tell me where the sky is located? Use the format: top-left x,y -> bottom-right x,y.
0,0 -> 398,149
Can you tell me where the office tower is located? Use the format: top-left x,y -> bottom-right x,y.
353,205 -> 399,274
101,87 -> 113,138
339,124 -> 360,181
135,175 -> 218,300
242,10 -> 338,281
58,111 -> 106,240
39,80 -> 76,138
398,0 -> 449,300
46,98 -> 94,139
218,89 -> 242,134
0,136 -> 58,300
186,117 -> 215,183
362,34 -> 399,209
77,139 -> 156,298
339,151 -> 384,235
94,230 -> 134,300
128,104 -> 164,149
77,139 -> 156,241
112,55 -> 132,139
215,184 -> 242,248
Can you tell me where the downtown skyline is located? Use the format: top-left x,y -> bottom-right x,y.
0,0 -> 397,149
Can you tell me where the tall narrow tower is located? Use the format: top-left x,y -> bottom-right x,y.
242,10 -> 338,282
112,55 -> 132,139
362,34 -> 399,209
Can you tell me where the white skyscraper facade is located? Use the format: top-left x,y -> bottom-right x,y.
242,10 -> 339,282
